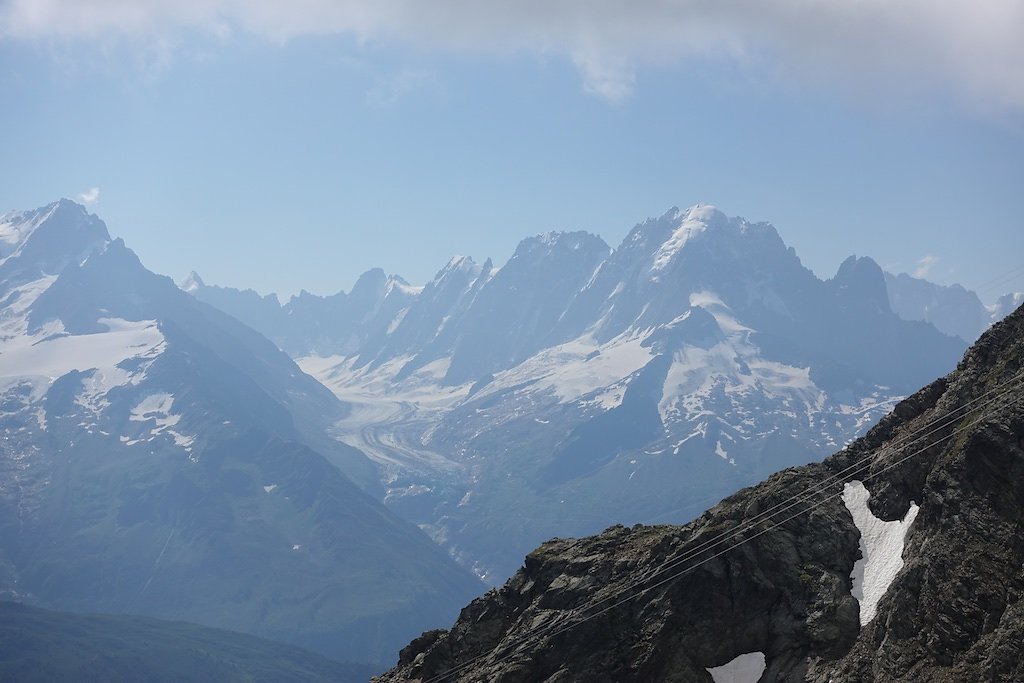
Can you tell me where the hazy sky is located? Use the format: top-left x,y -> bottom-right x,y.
1,1 -> 1022,301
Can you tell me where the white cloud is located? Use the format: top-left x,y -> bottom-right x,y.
913,254 -> 939,279
2,1 -> 1023,111
571,52 -> 635,103
77,187 -> 100,206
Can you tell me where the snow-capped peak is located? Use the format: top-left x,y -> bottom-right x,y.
650,204 -> 722,272
385,274 -> 423,297
432,255 -> 481,284
0,199 -> 110,285
441,255 -> 477,272
179,271 -> 206,293
1,200 -> 84,257
988,292 -> 1024,321
513,231 -> 610,259
676,202 -> 721,223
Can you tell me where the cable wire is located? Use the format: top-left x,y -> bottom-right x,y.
420,369 -> 1023,682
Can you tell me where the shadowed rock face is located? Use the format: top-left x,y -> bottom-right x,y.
377,302 -> 1024,683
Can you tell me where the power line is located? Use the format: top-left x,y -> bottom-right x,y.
488,369 -> 1021,639
420,368 -> 1022,683
429,382 -> 1020,682
558,369 -> 1024,620
971,263 -> 1024,297
534,389 -> 1022,652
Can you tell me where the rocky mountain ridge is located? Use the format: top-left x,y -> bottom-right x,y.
377,297 -> 1024,682
884,270 -> 1019,343
190,204 -> 970,582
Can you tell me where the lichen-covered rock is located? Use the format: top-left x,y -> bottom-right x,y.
377,304 -> 1024,683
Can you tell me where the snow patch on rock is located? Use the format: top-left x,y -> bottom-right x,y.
707,651 -> 766,682
715,440 -> 729,460
130,392 -> 194,451
842,480 -> 920,625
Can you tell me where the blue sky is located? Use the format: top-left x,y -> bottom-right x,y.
1,1 -> 1022,302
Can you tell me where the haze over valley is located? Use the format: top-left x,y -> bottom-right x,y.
2,1 -> 1023,680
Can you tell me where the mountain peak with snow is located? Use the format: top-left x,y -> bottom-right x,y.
623,204 -> 786,280
650,205 -> 721,271
673,202 -> 722,222
179,199 -> 971,583
520,230 -> 609,251
0,199 -> 110,291
0,198 -> 484,668
179,270 -> 205,293
1,199 -> 97,251
991,291 -> 1024,320
434,255 -> 481,281
508,231 -> 610,270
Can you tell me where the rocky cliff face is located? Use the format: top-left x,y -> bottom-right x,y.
377,301 -> 1024,682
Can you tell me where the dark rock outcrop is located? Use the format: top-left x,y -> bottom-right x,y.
377,302 -> 1024,682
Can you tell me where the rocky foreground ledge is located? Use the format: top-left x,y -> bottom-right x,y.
377,303 -> 1024,683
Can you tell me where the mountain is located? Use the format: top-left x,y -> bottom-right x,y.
0,601 -> 373,683
189,204 -> 967,583
377,299 -> 1024,682
990,291 -> 1024,322
884,270 -> 1019,342
0,200 -> 483,667
186,267 -> 421,358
